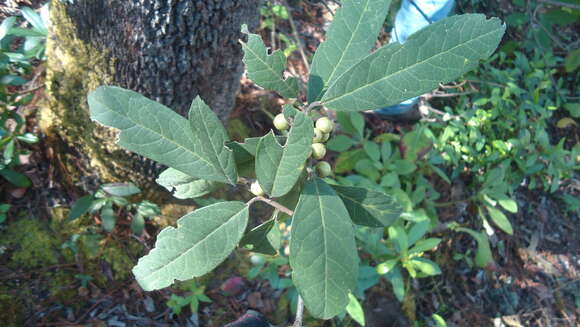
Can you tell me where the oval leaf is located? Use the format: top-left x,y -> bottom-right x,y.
321,14 -> 506,111
331,185 -> 402,227
256,112 -> 313,197
485,205 -> 513,235
88,86 -> 234,184
308,0 -> 393,102
132,202 -> 249,291
290,178 -> 358,319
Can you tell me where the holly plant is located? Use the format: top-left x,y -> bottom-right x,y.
87,0 -> 504,321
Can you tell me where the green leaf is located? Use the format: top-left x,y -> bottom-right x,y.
239,219 -> 281,255
21,7 -> 47,35
68,195 -> 95,221
485,205 -> 513,235
131,214 -> 145,235
409,238 -> 441,254
409,257 -> 441,276
385,265 -> 405,302
88,86 -> 236,184
326,135 -> 356,152
156,168 -> 222,199
388,225 -> 408,256
255,112 -> 313,197
321,14 -> 505,111
100,202 -> 116,232
132,202 -> 249,291
188,97 -> 238,185
346,293 -> 366,326
456,227 -> 493,268
308,0 -> 393,102
407,219 -> 430,246
102,183 -> 141,197
290,178 -> 358,319
331,185 -> 402,227
432,314 -> 447,327
240,25 -> 299,98
0,168 -> 31,188
0,17 -> 15,41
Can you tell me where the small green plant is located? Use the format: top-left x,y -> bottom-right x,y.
0,109 -> 38,189
88,0 -> 504,321
68,183 -> 160,234
166,280 -> 212,316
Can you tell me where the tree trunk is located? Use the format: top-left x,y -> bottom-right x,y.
41,0 -> 260,194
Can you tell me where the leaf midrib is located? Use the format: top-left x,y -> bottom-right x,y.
313,179 -> 331,316
94,95 -> 218,180
322,22 -> 502,105
146,205 -> 246,279
322,0 -> 372,89
193,101 -> 234,184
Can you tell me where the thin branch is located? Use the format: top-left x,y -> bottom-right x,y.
293,295 -> 305,327
538,0 -> 580,9
247,196 -> 294,216
282,0 -> 310,73
430,90 -> 477,98
16,84 -> 44,95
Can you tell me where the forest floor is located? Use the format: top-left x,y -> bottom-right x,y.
1,1 -> 579,327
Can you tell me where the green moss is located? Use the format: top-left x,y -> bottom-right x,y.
0,294 -> 23,327
48,271 -> 78,304
3,218 -> 59,269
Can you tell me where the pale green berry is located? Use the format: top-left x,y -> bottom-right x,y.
315,117 -> 333,134
250,254 -> 265,266
315,161 -> 332,177
250,181 -> 265,196
311,143 -> 326,159
273,113 -> 289,131
321,132 -> 330,143
313,128 -> 324,143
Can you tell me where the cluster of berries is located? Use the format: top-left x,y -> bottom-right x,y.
249,113 -> 335,197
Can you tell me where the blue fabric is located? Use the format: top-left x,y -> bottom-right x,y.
375,0 -> 455,116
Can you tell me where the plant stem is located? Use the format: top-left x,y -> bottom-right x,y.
293,295 -> 305,327
247,196 -> 294,216
282,0 -> 310,73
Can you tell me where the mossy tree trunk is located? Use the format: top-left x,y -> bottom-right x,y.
41,0 -> 260,194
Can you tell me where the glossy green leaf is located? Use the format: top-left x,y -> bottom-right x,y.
131,214 -> 145,235
88,86 -> 236,184
456,227 -> 493,268
485,205 -> 513,235
0,168 -> 31,187
239,219 -> 281,255
290,178 -> 358,319
407,219 -> 430,246
388,225 -> 408,256
188,96 -> 238,185
255,112 -> 313,197
432,314 -> 447,327
308,0 -> 393,102
68,195 -> 95,221
331,185 -> 402,227
385,265 -> 405,302
240,25 -> 299,98
321,14 -> 505,111
100,202 -> 116,232
346,293 -> 366,326
102,183 -> 141,197
21,7 -> 47,35
409,238 -> 441,254
409,257 -> 441,276
132,202 -> 249,291
156,168 -> 221,200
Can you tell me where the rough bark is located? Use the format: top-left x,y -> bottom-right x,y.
41,0 -> 260,195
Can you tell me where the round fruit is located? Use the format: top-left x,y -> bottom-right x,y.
273,113 -> 289,131
250,181 -> 265,196
250,254 -> 265,266
315,161 -> 332,177
321,132 -> 330,143
313,128 -> 324,143
315,117 -> 333,134
311,143 -> 326,159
